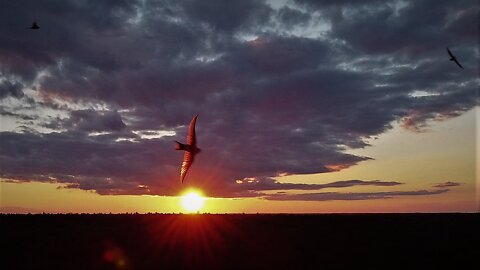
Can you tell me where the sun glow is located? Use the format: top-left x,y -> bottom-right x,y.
180,190 -> 205,213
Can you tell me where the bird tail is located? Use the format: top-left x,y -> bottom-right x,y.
174,141 -> 186,150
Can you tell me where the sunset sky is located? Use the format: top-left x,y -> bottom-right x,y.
0,0 -> 478,213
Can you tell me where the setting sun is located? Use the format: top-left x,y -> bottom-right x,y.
180,190 -> 205,213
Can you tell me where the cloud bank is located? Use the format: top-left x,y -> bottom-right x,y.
0,0 -> 477,198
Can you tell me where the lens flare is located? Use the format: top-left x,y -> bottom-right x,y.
180,190 -> 205,213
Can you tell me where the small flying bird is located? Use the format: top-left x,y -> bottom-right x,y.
446,47 -> 463,69
175,115 -> 201,183
29,22 -> 40,29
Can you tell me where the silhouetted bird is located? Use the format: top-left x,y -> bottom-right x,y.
175,115 -> 201,183
446,47 -> 463,69
29,22 -> 40,29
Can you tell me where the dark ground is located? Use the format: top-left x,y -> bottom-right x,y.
1,213 -> 479,269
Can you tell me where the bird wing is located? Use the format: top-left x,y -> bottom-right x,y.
446,47 -> 454,58
179,115 -> 199,183
453,58 -> 464,69
180,151 -> 194,183
186,115 -> 198,146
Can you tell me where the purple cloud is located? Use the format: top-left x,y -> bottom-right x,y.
433,182 -> 461,188
265,189 -> 450,201
0,81 -> 24,99
231,178 -> 402,191
44,109 -> 127,132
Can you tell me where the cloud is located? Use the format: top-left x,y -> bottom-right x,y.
43,109 -> 127,132
0,0 -> 477,198
232,177 -> 402,191
432,181 -> 461,188
295,0 -> 477,54
0,107 -> 37,121
0,130 -> 181,195
182,0 -> 273,33
0,80 -> 24,99
276,6 -> 311,29
211,178 -> 405,198
265,189 -> 450,201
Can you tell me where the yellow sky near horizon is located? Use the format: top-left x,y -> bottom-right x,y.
1,108 -> 478,213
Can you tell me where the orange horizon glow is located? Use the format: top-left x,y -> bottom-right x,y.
0,109 -> 477,214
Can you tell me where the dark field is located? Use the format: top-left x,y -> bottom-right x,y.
1,213 -> 479,269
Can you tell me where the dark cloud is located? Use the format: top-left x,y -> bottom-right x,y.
212,178 -> 405,198
182,0 -> 273,33
276,6 -> 311,28
43,109 -> 127,132
296,0 -> 477,55
294,0 -> 386,6
265,189 -> 450,201
0,130 -> 180,196
0,0 -> 138,81
0,0 -> 477,198
232,177 -> 402,191
0,80 -> 24,99
433,181 -> 461,188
